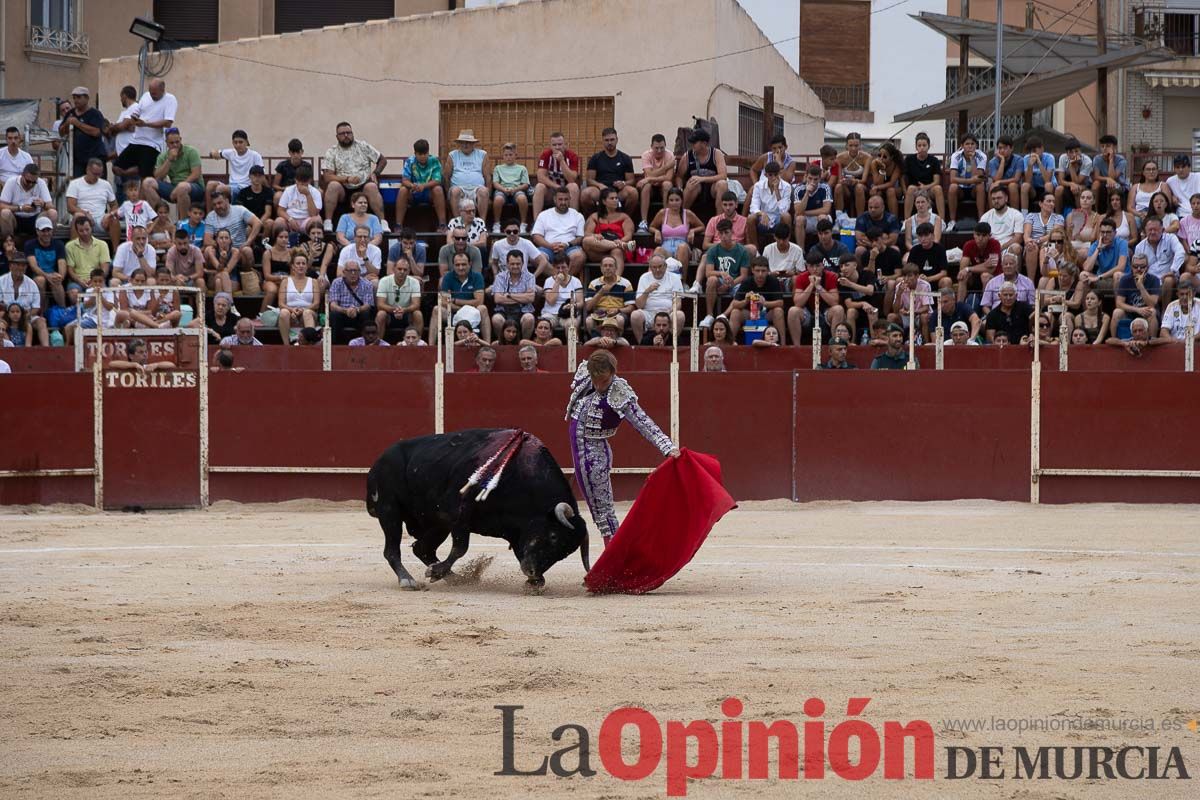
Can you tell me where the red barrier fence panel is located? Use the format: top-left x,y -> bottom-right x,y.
206,371 -> 435,503
0,373 -> 94,505
101,369 -> 201,509
678,371 -> 793,501
1037,371 -> 1200,504
792,370 -> 1032,502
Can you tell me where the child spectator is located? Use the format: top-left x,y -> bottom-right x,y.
207,129 -> 263,211
491,143 -> 532,233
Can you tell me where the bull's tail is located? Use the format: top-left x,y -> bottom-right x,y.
366,465 -> 382,518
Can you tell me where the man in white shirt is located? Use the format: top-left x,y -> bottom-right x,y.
761,222 -> 803,284
0,259 -> 50,345
979,186 -> 1025,252
1166,155 -> 1200,218
1156,275 -> 1200,343
0,164 -> 56,236
489,220 -> 550,279
112,79 -> 177,180
630,254 -> 685,341
106,85 -> 141,199
530,185 -> 585,276
66,157 -> 118,231
111,226 -> 157,284
0,127 -> 33,185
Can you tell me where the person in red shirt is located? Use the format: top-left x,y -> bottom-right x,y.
787,251 -> 844,345
532,132 -> 580,217
957,221 -> 1002,304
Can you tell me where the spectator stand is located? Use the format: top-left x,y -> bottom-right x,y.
1029,288 -> 1196,504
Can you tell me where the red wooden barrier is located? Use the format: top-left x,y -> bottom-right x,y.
0,373 -> 93,505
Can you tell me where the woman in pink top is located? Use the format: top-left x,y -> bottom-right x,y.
649,187 -> 703,267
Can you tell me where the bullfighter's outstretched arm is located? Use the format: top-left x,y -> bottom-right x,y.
608,378 -> 674,457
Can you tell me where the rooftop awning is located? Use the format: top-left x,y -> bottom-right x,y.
1143,71 -> 1200,88
913,11 -> 1122,74
892,43 -> 1177,122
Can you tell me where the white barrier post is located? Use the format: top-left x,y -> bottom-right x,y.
1030,359 -> 1041,504
906,295 -> 916,370
434,302 -> 444,434
1058,305 -> 1069,372
689,291 -> 699,373
670,293 -> 680,449
934,297 -> 944,370
567,301 -> 578,372
1032,290 -> 1042,365
1186,325 -> 1195,372
92,308 -> 104,510
811,290 -> 821,370
198,287 -> 209,508
322,295 -> 331,371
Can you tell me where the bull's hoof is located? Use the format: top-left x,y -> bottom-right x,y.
398,577 -> 418,590
426,562 -> 453,581
524,577 -> 546,595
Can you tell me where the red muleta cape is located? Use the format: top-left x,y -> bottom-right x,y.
584,449 -> 735,594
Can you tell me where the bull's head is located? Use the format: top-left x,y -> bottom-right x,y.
515,502 -> 591,587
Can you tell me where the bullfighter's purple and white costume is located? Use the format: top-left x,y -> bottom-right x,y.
565,363 -> 674,543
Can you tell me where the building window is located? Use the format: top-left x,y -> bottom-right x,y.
30,0 -> 76,32
26,0 -> 87,60
737,104 -> 784,158
275,0 -> 396,35
1163,13 -> 1199,57
153,0 -> 220,48
943,67 -> 1051,153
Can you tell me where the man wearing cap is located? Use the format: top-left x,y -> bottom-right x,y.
0,258 -> 50,345
944,320 -> 979,346
58,86 -> 106,178
446,130 -> 490,223
321,121 -> 388,232
141,128 -> 203,216
0,163 -> 56,236
65,157 -> 117,231
820,336 -> 856,368
870,322 -> 916,369
590,317 -> 629,349
23,215 -> 67,307
0,127 -> 33,186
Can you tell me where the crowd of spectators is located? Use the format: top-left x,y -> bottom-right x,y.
2,82 -> 1199,366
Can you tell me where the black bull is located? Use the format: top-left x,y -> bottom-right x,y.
367,429 -> 591,589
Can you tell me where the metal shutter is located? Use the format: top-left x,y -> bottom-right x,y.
275,0 -> 397,34
153,0 -> 219,45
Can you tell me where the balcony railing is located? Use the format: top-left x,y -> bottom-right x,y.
810,83 -> 869,111
26,25 -> 89,57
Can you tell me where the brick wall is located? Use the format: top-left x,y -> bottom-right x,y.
1124,0 -> 1166,150
799,0 -> 871,94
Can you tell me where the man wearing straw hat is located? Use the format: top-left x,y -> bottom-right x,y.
446,130 -> 490,224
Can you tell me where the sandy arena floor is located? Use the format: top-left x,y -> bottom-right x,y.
0,500 -> 1198,799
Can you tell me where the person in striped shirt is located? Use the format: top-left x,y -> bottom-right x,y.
1022,193 -> 1064,281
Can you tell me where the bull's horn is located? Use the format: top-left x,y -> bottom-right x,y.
554,502 -> 574,527
579,529 -> 591,573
